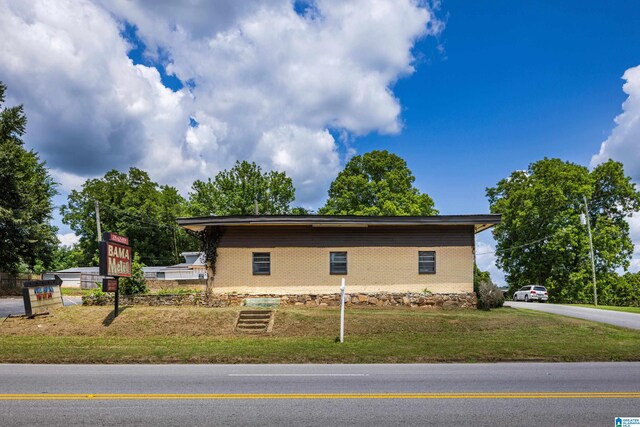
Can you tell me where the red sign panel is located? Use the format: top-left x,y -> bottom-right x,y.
103,232 -> 129,246
102,278 -> 118,292
99,241 -> 132,277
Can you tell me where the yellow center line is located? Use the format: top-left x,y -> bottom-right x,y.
0,392 -> 639,400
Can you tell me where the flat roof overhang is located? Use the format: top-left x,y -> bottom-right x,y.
177,214 -> 501,234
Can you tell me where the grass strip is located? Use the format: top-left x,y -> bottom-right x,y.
1,306 -> 639,363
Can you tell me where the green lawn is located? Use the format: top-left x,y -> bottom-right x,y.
1,305 -> 639,363
60,287 -> 87,296
567,304 -> 640,314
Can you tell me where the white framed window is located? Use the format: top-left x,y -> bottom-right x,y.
252,252 -> 271,275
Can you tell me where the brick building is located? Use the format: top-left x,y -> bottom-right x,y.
177,215 -> 500,295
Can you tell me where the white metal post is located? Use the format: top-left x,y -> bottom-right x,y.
340,278 -> 346,343
583,195 -> 598,306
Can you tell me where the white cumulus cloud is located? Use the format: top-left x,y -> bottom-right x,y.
591,65 -> 640,182
57,232 -> 80,247
475,238 -> 506,287
0,0 -> 439,206
591,64 -> 640,274
628,213 -> 640,273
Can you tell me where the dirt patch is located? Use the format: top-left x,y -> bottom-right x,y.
0,305 -> 242,338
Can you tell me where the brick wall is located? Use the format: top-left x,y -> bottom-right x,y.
212,245 -> 473,294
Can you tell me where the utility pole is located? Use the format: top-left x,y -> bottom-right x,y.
95,201 -> 102,242
582,195 -> 598,306
254,199 -> 259,215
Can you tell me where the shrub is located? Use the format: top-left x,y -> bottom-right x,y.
477,280 -> 504,311
119,253 -> 148,295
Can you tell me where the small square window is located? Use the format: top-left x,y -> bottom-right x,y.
418,251 -> 436,274
253,252 -> 270,275
330,252 -> 347,275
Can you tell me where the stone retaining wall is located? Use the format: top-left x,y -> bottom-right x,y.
83,292 -> 477,308
145,279 -> 207,291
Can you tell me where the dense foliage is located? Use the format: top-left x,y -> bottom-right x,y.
119,253 -> 148,295
487,158 -> 640,304
0,82 -> 58,273
319,150 -> 438,215
188,161 -> 295,216
61,168 -> 197,267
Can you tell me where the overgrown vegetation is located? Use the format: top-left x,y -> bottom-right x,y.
477,281 -> 504,310
474,265 -> 504,310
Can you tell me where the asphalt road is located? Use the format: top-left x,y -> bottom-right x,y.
0,296 -> 81,317
505,301 -> 640,330
1,363 -> 638,426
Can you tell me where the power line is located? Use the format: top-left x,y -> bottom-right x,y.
475,234 -> 558,256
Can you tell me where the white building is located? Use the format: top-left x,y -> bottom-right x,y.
143,252 -> 208,280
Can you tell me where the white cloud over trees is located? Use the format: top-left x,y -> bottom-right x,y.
0,0 -> 439,205
591,64 -> 640,273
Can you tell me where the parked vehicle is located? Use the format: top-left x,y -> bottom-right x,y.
512,285 -> 548,302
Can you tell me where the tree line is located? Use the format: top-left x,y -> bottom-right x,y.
1,81 -> 639,305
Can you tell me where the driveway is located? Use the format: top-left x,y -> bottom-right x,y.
0,296 -> 82,317
504,301 -> 640,330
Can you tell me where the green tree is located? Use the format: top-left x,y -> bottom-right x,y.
119,252 -> 148,295
487,158 -> 640,303
319,150 -> 438,215
35,244 -> 85,273
61,168 -> 197,266
188,160 -> 295,215
0,82 -> 58,273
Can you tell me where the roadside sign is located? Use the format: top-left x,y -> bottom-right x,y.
99,241 -> 132,277
98,232 -> 132,318
102,232 -> 129,246
102,278 -> 118,293
22,275 -> 64,317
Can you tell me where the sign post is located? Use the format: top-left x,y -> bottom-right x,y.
339,278 -> 346,343
99,232 -> 131,318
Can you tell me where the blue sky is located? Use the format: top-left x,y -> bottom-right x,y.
1,0 -> 639,280
358,0 -> 640,215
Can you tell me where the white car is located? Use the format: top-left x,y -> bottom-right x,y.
512,285 -> 548,302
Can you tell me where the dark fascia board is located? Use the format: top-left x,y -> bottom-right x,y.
177,214 -> 501,234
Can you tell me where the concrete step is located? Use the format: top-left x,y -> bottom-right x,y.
243,298 -> 281,308
238,315 -> 271,320
235,310 -> 275,333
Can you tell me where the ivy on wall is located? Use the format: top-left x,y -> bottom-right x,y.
199,226 -> 224,277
